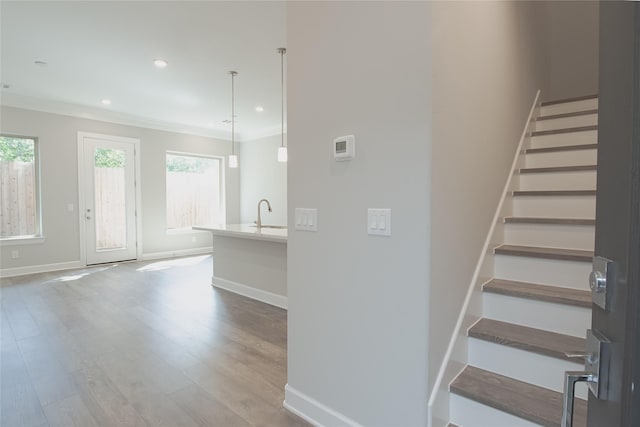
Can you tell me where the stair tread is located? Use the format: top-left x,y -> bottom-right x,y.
519,165 -> 597,174
541,94 -> 598,106
483,278 -> 592,308
531,125 -> 598,137
525,143 -> 598,154
469,318 -> 586,362
504,217 -> 595,226
537,109 -> 598,121
450,366 -> 587,427
494,244 -> 593,262
513,189 -> 596,196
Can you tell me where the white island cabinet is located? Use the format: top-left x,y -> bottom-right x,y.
192,224 -> 287,309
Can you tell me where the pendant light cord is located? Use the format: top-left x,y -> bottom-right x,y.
230,71 -> 236,156
278,48 -> 286,149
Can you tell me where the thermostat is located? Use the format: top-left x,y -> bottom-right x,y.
333,135 -> 355,161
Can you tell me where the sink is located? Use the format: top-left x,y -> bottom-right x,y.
250,225 -> 287,229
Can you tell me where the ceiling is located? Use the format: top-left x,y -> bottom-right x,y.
0,1 -> 286,141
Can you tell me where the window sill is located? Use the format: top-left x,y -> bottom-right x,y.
0,236 -> 46,246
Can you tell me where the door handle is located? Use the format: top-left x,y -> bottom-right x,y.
562,371 -> 596,427
562,330 -> 611,426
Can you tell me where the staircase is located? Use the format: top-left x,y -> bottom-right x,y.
448,95 -> 598,427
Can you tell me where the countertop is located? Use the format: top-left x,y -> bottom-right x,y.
192,224 -> 287,243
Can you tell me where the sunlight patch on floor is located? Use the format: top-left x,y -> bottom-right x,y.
137,255 -> 210,272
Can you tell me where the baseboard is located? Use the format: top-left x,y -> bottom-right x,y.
212,275 -> 287,309
141,246 -> 212,261
283,384 -> 363,427
0,260 -> 83,279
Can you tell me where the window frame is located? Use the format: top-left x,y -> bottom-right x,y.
165,150 -> 225,233
0,134 -> 43,244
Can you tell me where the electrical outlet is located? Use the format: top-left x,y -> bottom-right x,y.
11,250 -> 19,259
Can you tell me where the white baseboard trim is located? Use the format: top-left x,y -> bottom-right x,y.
283,384 -> 363,427
0,260 -> 83,279
212,275 -> 287,310
141,246 -> 212,261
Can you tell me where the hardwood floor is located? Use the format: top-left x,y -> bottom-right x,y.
1,256 -> 308,427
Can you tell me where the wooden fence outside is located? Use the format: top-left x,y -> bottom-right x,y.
0,161 -> 37,237
1,162 -> 222,242
166,169 -> 222,229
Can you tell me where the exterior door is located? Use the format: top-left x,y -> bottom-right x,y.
79,133 -> 138,265
588,2 -> 640,426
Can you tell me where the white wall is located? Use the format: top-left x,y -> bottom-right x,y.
540,1 -> 599,101
286,2 -> 431,426
239,134 -> 287,226
429,0 -> 546,394
0,106 -> 240,271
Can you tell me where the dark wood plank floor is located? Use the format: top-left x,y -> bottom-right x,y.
1,255 -> 308,427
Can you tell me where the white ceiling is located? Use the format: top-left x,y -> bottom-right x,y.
0,1 -> 286,141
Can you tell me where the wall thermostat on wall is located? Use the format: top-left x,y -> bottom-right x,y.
333,135 -> 355,161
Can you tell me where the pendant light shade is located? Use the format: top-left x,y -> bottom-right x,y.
277,47 -> 287,163
228,71 -> 238,169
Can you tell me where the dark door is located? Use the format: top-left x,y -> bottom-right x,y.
588,2 -> 640,426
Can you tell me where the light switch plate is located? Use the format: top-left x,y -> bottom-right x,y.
368,209 -> 391,236
295,208 -> 318,232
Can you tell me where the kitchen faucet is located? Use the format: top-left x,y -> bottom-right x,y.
256,199 -> 272,228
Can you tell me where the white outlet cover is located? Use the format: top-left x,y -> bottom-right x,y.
295,208 -> 318,232
368,208 -> 391,236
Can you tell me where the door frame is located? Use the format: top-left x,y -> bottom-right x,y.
77,131 -> 142,266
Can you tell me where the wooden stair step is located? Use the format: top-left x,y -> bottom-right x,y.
483,278 -> 592,308
494,244 -> 593,262
468,318 -> 586,362
531,125 -> 598,137
518,165 -> 597,174
524,143 -> 598,154
504,217 -> 595,226
450,366 -> 587,427
536,109 -> 598,121
541,94 -> 598,106
513,189 -> 596,197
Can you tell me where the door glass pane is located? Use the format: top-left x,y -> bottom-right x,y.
94,148 -> 126,250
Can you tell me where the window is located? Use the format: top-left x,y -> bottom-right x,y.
0,136 -> 41,239
166,153 -> 224,230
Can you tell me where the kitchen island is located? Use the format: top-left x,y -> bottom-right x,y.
192,224 -> 287,309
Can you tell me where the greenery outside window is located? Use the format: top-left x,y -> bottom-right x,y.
0,135 -> 41,239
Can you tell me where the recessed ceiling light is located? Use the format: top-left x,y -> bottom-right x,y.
101,99 -> 112,105
255,106 -> 264,112
153,59 -> 168,68
34,60 -> 48,67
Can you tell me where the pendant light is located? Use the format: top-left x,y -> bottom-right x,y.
277,48 -> 287,162
228,70 -> 239,168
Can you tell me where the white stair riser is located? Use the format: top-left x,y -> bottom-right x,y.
468,339 -> 589,399
518,170 -> 596,191
494,255 -> 592,290
482,292 -> 592,337
450,393 -> 541,427
534,113 -> 598,132
525,149 -> 597,168
512,195 -> 595,218
503,223 -> 595,250
529,130 -> 598,149
540,98 -> 598,116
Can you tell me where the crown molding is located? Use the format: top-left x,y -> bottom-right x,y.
0,92 -> 281,142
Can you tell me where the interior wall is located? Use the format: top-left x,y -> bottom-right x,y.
0,106 -> 240,271
539,0 -> 599,101
429,0 -> 546,392
239,134 -> 287,226
286,2 -> 431,426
